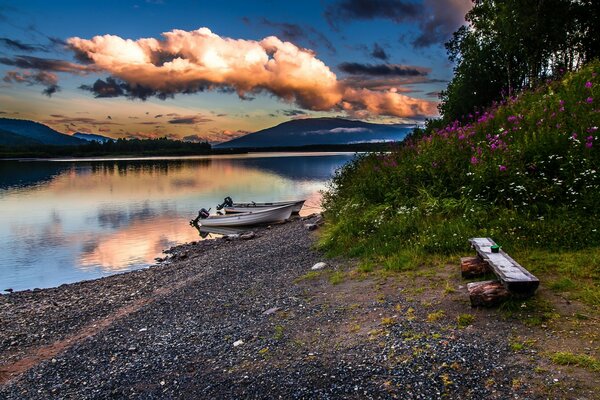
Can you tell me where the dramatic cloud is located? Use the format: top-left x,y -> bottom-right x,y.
0,37 -> 46,52
0,55 -> 95,74
3,70 -> 60,96
182,134 -> 208,142
79,76 -> 168,100
43,115 -> 122,126
325,0 -> 421,29
413,0 -> 472,48
259,18 -> 335,54
342,75 -> 446,92
371,43 -> 388,61
338,62 -> 430,77
67,28 -> 437,118
306,127 -> 370,135
325,0 -> 472,47
280,109 -> 307,116
167,116 -> 212,124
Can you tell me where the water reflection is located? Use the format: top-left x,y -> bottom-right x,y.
0,153 -> 354,291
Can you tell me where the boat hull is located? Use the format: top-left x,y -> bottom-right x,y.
226,200 -> 305,214
200,204 -> 295,227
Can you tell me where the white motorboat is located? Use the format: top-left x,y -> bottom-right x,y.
224,199 -> 306,214
196,204 -> 295,227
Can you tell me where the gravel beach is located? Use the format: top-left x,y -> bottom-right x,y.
0,215 -> 592,399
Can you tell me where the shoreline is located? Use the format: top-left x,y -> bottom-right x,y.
1,216 -> 597,398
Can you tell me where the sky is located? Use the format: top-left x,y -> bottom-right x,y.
0,0 -> 472,143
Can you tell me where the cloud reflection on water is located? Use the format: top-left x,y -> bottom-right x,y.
0,153 -> 354,289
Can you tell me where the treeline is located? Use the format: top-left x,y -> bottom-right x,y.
0,137 -> 212,158
439,0 -> 599,123
0,138 -> 397,159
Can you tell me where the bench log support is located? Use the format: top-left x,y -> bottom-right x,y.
468,238 -> 539,297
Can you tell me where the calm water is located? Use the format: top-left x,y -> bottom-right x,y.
0,152 -> 354,291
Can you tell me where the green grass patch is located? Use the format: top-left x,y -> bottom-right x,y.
456,313 -> 475,328
515,248 -> 600,307
499,297 -> 558,326
294,270 -> 324,283
427,310 -> 445,322
550,352 -> 600,372
273,325 -> 284,340
329,271 -> 345,285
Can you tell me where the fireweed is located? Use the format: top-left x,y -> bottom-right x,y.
320,61 -> 599,258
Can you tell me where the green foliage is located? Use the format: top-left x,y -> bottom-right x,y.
320,63 -> 600,286
440,0 -> 599,122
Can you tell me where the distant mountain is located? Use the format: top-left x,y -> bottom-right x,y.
0,129 -> 44,146
73,132 -> 115,143
0,118 -> 86,146
215,117 -> 414,149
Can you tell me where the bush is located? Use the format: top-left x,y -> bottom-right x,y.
320,61 -> 600,258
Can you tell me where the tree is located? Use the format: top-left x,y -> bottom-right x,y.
440,0 -> 598,122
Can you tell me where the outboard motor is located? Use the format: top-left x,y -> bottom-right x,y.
216,196 -> 234,211
198,208 -> 211,219
190,207 -> 211,226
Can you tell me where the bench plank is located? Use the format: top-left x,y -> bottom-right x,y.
469,237 -> 539,296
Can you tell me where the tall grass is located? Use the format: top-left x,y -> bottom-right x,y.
320,61 -> 599,260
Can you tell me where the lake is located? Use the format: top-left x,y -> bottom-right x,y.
0,152 -> 355,292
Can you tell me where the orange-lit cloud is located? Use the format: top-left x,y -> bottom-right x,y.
67,28 -> 437,118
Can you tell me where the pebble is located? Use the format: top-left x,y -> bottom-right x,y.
305,223 -> 318,231
0,216 -> 547,399
311,262 -> 327,270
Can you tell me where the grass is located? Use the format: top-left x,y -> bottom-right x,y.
273,325 -> 284,340
514,248 -> 600,307
499,297 -> 558,326
318,61 -> 600,305
550,352 -> 600,372
294,270 -> 324,283
427,310 -> 445,322
329,271 -> 345,285
456,313 -> 475,328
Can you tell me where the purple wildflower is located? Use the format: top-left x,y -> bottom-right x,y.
586,97 -> 593,104
499,165 -> 507,172
470,156 -> 479,165
586,141 -> 593,149
585,81 -> 593,88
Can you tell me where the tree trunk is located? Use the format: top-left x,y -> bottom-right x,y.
467,280 -> 511,307
460,257 -> 489,278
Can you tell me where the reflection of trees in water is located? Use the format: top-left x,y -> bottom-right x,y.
89,158 -> 212,176
0,161 -> 71,190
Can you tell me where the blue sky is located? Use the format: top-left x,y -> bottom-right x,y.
0,0 -> 471,142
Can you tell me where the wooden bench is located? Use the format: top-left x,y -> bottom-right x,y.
468,237 -> 539,297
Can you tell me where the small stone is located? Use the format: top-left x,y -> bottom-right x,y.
311,262 -> 327,271
262,307 -> 280,316
240,231 -> 256,240
225,234 -> 240,241
138,328 -> 148,332
128,347 -> 136,351
305,223 -> 318,231
233,340 -> 244,347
